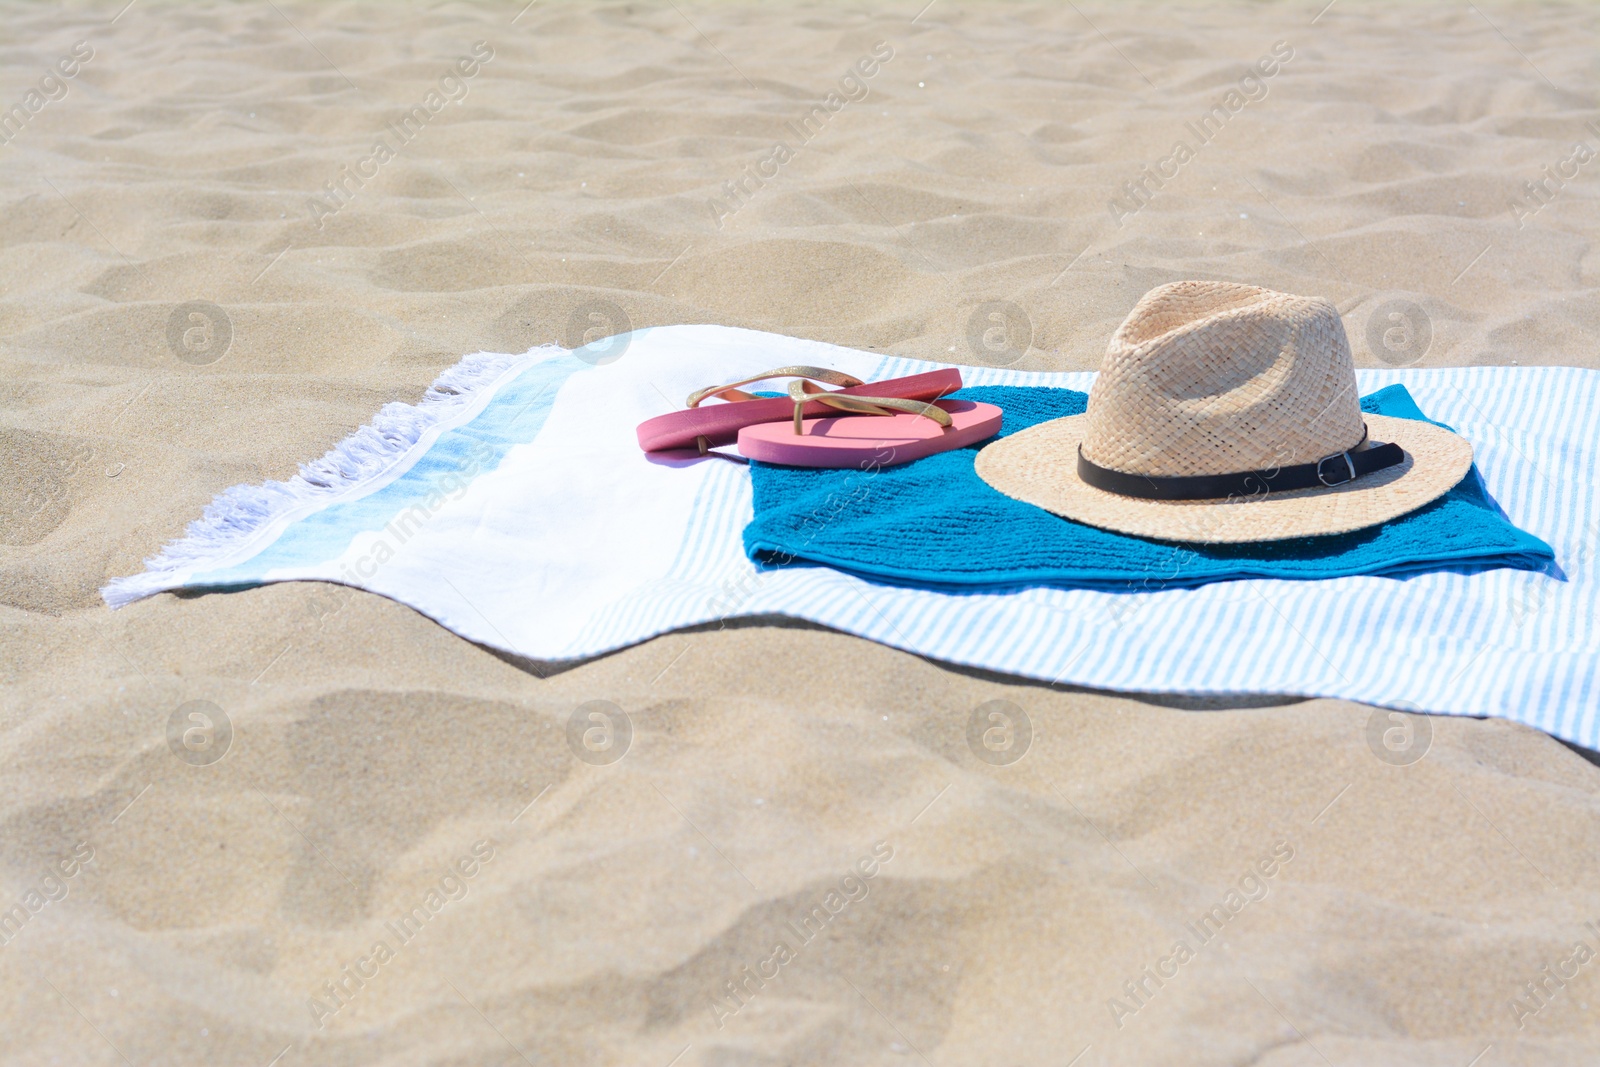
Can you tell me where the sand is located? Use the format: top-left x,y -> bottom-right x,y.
3,1 -> 1599,1063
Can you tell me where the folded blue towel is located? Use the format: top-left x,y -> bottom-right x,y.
744,384 -> 1556,590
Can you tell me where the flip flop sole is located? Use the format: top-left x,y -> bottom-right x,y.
738,400 -> 1003,468
636,368 -> 963,452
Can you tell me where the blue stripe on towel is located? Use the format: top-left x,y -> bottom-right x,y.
189,354 -> 583,587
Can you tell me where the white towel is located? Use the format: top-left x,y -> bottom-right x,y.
104,326 -> 1600,749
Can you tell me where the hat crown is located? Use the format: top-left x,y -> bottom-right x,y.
1081,281 -> 1365,478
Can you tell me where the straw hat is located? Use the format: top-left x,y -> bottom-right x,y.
974,281 -> 1473,543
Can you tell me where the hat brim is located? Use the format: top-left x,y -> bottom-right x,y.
973,413 -> 1475,543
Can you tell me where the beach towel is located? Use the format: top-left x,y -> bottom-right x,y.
103,326 -> 1600,749
744,384 -> 1555,590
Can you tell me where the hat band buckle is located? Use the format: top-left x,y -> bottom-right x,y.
1316,451 -> 1359,487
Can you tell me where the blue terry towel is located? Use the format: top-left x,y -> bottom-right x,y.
743,384 -> 1556,591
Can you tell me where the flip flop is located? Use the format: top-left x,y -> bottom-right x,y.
738,383 -> 1003,468
636,365 -> 963,453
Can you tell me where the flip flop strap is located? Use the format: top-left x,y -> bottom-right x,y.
787,380 -> 952,435
685,365 -> 864,408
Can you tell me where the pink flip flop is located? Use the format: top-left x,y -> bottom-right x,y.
738,396 -> 1003,468
636,365 -> 962,453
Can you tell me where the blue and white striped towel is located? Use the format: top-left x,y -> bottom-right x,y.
104,326 -> 1600,748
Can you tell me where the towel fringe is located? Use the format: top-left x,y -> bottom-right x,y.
100,346 -> 559,609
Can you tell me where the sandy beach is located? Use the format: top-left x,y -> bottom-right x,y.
3,1 -> 1600,1063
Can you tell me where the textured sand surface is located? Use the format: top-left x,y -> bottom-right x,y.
3,2 -> 1600,1064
